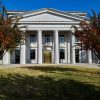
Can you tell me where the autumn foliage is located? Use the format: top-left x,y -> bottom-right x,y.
74,11 -> 100,60
0,15 -> 25,57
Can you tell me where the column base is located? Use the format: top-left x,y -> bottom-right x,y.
20,62 -> 26,64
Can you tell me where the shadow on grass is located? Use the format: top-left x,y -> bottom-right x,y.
0,73 -> 100,100
98,65 -> 100,67
21,66 -> 100,74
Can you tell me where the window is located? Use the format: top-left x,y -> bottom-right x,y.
15,50 -> 20,63
30,49 -> 35,60
45,35 -> 50,43
60,49 -> 65,59
75,49 -> 79,63
59,35 -> 65,43
30,35 -> 36,43
0,51 -> 3,60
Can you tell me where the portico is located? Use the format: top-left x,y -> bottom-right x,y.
13,30 -> 74,64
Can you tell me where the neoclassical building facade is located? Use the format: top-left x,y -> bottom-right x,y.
1,8 -> 99,64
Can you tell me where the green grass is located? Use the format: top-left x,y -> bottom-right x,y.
0,65 -> 100,100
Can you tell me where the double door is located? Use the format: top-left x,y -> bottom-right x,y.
44,51 -> 52,63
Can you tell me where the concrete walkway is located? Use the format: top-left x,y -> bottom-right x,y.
0,63 -> 100,69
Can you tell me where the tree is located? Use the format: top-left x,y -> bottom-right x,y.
0,12 -> 25,60
73,10 -> 100,61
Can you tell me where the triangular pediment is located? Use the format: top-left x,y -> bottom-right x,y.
18,8 -> 86,22
20,12 -> 78,22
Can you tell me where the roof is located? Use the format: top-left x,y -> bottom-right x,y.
7,8 -> 87,21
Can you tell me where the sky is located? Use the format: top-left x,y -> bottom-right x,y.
1,0 -> 100,14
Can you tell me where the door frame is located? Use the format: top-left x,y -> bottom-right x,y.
43,50 -> 52,63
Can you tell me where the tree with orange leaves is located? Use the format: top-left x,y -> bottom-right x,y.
0,12 -> 25,60
73,11 -> 100,61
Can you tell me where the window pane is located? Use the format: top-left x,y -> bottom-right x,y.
30,49 -> 35,59
60,49 -> 65,59
59,35 -> 65,42
45,35 -> 50,43
30,35 -> 36,42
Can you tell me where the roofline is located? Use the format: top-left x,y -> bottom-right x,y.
7,8 -> 87,14
7,8 -> 87,21
7,10 -> 28,13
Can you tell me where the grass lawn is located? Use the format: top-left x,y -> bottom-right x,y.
0,65 -> 100,100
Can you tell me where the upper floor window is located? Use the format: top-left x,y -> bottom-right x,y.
59,35 -> 65,43
45,35 -> 50,43
30,35 -> 36,43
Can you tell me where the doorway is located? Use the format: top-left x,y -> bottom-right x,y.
44,51 -> 52,63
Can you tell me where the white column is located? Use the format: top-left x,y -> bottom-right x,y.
54,30 -> 59,64
88,50 -> 92,63
67,34 -> 71,63
71,34 -> 76,64
37,30 -> 42,64
20,39 -> 26,64
3,51 -> 10,64
65,34 -> 68,63
26,34 -> 30,63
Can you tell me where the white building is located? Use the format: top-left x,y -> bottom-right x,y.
1,8 -> 99,64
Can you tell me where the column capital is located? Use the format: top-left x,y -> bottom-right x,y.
37,30 -> 42,33
53,30 -> 59,33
